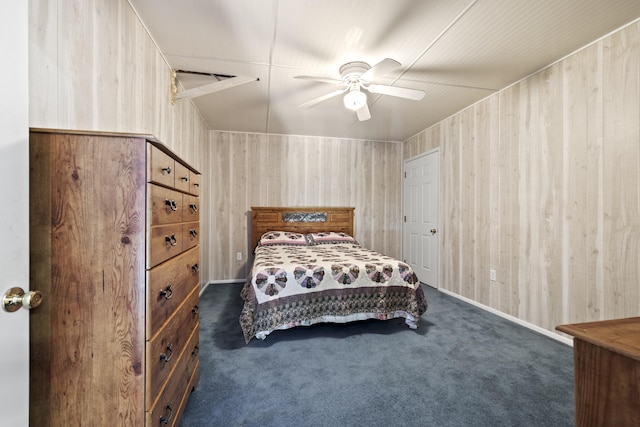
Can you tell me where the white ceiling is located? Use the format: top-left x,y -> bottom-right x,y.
129,0 -> 640,142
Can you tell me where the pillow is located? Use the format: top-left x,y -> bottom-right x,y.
259,231 -> 310,246
307,231 -> 358,245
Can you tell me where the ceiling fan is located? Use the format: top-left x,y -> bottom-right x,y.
295,58 -> 425,121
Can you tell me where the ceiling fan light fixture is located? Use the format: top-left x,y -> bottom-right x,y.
343,89 -> 367,111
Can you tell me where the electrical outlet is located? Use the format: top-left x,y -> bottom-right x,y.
236,252 -> 242,261
490,269 -> 496,281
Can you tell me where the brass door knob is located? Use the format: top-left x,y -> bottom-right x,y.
2,287 -> 43,312
430,228 -> 437,235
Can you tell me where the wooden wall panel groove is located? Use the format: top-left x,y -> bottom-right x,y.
602,23 -> 640,318
563,42 -> 605,324
536,64 -> 564,331
405,21 -> 640,337
475,99 -> 492,307
441,115 -> 461,295
459,107 -> 476,300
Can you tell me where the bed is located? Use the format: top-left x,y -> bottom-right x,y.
239,207 -> 428,343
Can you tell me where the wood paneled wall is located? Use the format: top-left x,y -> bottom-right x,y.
28,0 -> 209,284
28,0 -> 639,332
405,21 -> 640,333
204,132 -> 403,280
28,0 -> 207,170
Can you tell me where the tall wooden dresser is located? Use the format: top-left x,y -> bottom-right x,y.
29,129 -> 201,426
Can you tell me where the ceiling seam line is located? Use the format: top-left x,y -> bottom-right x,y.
400,79 -> 498,92
393,0 -> 480,85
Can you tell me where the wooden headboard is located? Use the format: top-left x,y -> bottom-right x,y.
251,206 -> 355,249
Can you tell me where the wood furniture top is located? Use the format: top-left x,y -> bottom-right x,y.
556,317 -> 640,362
251,206 -> 355,249
30,127 -> 200,174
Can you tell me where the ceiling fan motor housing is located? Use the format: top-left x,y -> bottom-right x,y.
339,61 -> 371,82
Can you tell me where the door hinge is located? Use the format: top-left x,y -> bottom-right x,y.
404,216 -> 406,222
404,172 -> 406,178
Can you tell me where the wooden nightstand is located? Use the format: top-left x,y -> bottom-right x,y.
557,317 -> 640,427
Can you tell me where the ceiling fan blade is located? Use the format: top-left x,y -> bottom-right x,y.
356,103 -> 371,121
360,58 -> 401,82
295,75 -> 344,85
367,84 -> 425,101
298,88 -> 347,108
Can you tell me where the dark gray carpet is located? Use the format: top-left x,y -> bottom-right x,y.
179,283 -> 574,427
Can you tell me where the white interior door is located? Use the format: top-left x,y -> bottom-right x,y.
403,150 -> 439,287
0,2 -> 30,426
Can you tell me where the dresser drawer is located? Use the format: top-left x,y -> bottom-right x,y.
146,287 -> 199,403
183,222 -> 200,251
148,184 -> 184,226
147,246 -> 200,338
148,224 -> 184,268
173,161 -> 191,193
188,171 -> 200,196
146,326 -> 199,426
183,194 -> 199,223
148,144 -> 175,188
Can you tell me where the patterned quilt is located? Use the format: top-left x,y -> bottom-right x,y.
239,232 -> 428,343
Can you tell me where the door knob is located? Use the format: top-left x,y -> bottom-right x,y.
2,287 -> 43,312
430,228 -> 437,235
